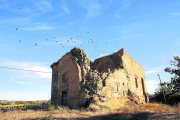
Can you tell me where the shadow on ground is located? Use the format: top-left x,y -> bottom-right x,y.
28,112 -> 160,120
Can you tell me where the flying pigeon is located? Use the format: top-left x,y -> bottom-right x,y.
62,46 -> 64,48
87,32 -> 89,34
88,41 -> 90,43
55,39 -> 58,43
60,44 -> 61,46
46,39 -> 48,41
77,38 -> 79,40
77,36 -> 78,37
45,48 -> 47,50
83,42 -> 84,44
19,40 -> 21,42
35,43 -> 37,46
67,40 -> 69,42
90,38 -> 92,40
54,35 -> 55,38
61,36 -> 63,39
16,27 -> 18,30
18,7 -> 20,9
106,42 -> 107,43
49,49 -> 51,51
70,38 -> 72,40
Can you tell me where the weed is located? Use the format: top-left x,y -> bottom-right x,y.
46,114 -> 53,120
48,105 -> 55,111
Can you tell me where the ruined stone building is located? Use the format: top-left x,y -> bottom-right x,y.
50,47 -> 149,108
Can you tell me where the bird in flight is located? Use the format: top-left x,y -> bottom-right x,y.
18,7 -> 20,9
77,36 -> 78,37
70,38 -> 72,40
61,36 -> 63,39
46,39 -> 48,41
35,43 -> 37,46
55,39 -> 58,43
16,27 -> 18,30
62,46 -> 64,48
106,42 -> 107,43
54,35 -> 55,38
67,40 -> 69,42
87,32 -> 89,34
19,40 -> 21,42
77,38 -> 79,40
49,49 -> 51,51
90,38 -> 92,40
60,44 -> 61,46
45,48 -> 47,50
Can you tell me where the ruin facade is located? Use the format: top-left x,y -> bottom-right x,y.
50,47 -> 149,108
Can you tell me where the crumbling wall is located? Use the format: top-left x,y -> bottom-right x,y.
51,47 -> 148,108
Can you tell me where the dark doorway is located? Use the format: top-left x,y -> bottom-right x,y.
141,78 -> 145,95
62,91 -> 68,106
141,78 -> 147,102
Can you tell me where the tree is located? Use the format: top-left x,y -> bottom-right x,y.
164,56 -> 180,93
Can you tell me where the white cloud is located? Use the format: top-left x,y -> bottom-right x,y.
62,4 -> 70,14
22,25 -> 55,31
122,29 -> 128,34
33,0 -> 52,12
0,58 -> 52,80
115,14 -> 122,18
146,80 -> 159,94
122,0 -> 133,11
0,92 -> 50,101
79,1 -> 101,18
0,0 -> 8,9
145,66 -> 165,76
7,79 -> 33,85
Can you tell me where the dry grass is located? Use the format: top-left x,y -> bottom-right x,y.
0,98 -> 180,120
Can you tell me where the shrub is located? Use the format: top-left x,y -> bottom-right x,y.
48,105 -> 55,111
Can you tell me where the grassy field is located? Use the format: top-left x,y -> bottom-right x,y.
0,104 -> 25,108
0,97 -> 180,120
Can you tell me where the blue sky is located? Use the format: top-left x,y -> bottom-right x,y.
0,0 -> 180,101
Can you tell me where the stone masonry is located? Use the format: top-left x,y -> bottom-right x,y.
50,47 -> 149,108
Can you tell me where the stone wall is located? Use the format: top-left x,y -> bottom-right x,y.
51,47 -> 149,108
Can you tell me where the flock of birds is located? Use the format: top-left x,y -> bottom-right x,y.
16,7 -> 119,55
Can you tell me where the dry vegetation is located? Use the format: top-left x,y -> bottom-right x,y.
0,97 -> 180,120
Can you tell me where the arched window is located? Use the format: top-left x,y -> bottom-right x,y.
62,72 -> 68,82
54,73 -> 58,82
135,77 -> 138,88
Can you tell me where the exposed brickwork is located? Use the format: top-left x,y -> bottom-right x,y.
50,47 -> 149,108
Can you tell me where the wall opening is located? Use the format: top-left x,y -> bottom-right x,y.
62,91 -> 68,106
117,84 -> 119,92
141,78 -> 147,102
141,78 -> 145,95
62,72 -> 68,82
135,77 -> 138,88
54,73 -> 58,82
102,80 -> 106,87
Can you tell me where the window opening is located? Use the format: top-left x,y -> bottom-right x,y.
135,77 -> 138,88
62,72 -> 68,82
